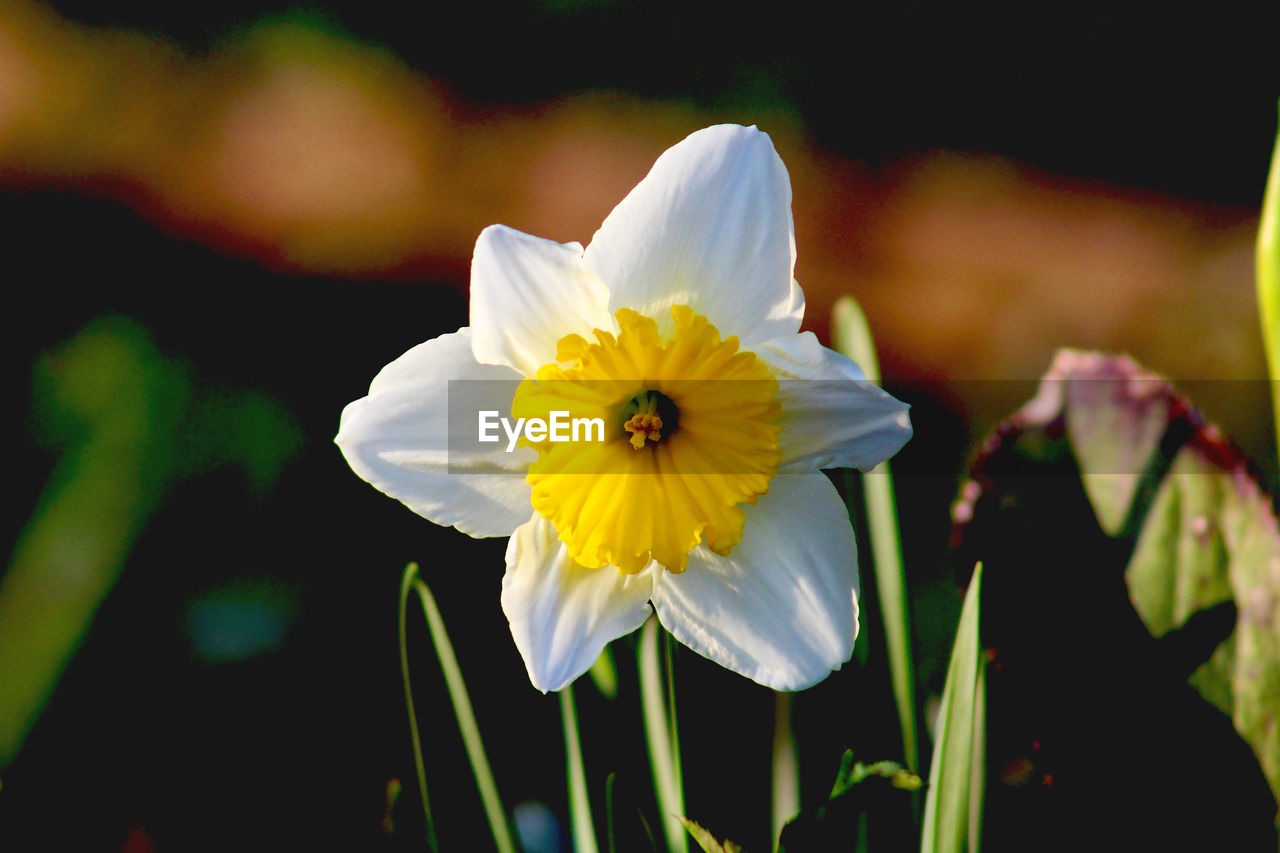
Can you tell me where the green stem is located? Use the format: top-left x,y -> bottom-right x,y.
605,772 -> 618,853
561,687 -> 600,853
832,296 -> 920,774
402,564 -> 518,853
663,631 -> 685,829
639,618 -> 687,853
1257,108 -> 1280,459
398,566 -> 439,851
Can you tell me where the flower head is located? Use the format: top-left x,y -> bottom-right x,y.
337,125 -> 911,692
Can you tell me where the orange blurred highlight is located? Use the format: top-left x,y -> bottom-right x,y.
0,0 -> 1265,400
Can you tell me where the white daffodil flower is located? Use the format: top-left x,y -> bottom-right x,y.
337,124 -> 912,692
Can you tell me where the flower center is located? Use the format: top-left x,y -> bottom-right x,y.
622,390 -> 677,449
511,305 -> 781,574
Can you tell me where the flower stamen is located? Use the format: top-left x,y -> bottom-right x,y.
624,412 -> 663,449
622,389 -> 678,449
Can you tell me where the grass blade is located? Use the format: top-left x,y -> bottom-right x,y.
920,562 -> 986,853
561,686 -> 601,853
968,660 -> 986,853
605,772 -> 618,853
402,564 -> 518,853
1257,106 -> 1280,457
399,565 -> 439,850
832,295 -> 919,773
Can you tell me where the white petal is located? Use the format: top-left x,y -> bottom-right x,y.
583,124 -> 800,345
502,513 -> 655,692
785,277 -> 806,328
336,328 -> 534,537
651,473 -> 859,690
470,225 -> 616,377
755,332 -> 912,472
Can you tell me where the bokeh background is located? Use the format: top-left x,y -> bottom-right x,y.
3,0 -> 1279,850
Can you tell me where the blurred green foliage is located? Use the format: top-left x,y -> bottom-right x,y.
0,315 -> 300,766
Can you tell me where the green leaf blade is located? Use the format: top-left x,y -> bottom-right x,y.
832,295 -> 919,773
920,562 -> 985,853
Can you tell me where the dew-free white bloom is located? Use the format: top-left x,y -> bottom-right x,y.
337,124 -> 911,692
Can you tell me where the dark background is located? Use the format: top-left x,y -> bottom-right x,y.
2,1 -> 1279,850
43,0 -> 1280,204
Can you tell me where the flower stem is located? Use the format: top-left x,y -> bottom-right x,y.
401,563 -> 517,853
1257,107 -> 1280,460
770,691 -> 800,848
639,618 -> 687,853
663,630 -> 685,826
561,686 -> 600,853
832,296 -> 920,775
